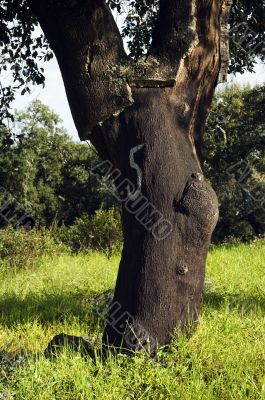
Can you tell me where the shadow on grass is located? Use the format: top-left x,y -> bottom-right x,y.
1,289 -> 264,329
203,291 -> 265,313
0,290 -> 108,329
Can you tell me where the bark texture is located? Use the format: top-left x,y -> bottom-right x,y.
28,0 -> 232,353
27,0 -> 133,139
98,88 -> 219,351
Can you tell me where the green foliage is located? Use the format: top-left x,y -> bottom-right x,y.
0,100 -> 115,228
54,208 -> 123,255
204,83 -> 265,241
0,226 -> 66,269
0,240 -> 264,398
0,207 -> 122,268
0,101 -> 122,254
0,0 -> 53,122
109,0 -> 159,60
229,0 -> 265,74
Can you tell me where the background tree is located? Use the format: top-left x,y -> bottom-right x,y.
0,100 -> 114,227
0,0 -> 264,354
204,84 -> 265,240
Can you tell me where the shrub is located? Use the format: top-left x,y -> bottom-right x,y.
0,227 -> 67,269
54,208 -> 123,255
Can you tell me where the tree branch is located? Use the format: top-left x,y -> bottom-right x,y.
148,0 -> 233,158
149,0 -> 199,64
27,0 -> 133,140
219,0 -> 233,83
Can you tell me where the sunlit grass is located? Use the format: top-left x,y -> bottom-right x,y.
0,240 -> 264,399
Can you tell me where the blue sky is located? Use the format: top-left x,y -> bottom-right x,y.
9,58 -> 265,142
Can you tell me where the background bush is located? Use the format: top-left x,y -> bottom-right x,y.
0,227 -> 67,269
53,208 -> 122,256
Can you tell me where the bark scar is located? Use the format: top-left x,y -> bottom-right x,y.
127,144 -> 144,201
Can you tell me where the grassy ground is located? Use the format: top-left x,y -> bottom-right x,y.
0,240 -> 264,399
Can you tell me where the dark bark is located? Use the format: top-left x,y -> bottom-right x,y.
28,0 -> 232,353
98,88 -> 219,351
27,0 -> 133,139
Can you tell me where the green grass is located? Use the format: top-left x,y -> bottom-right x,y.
0,240 -> 264,399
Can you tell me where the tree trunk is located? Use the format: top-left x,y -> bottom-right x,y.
28,0 -> 231,353
97,88 -> 219,352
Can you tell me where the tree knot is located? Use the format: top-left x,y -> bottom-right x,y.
176,264 -> 189,275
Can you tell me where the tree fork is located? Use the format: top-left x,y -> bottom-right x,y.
27,0 -> 232,353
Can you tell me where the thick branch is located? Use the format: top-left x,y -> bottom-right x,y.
149,0 -> 233,158
219,0 -> 233,83
149,0 -> 198,63
28,0 -> 133,140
